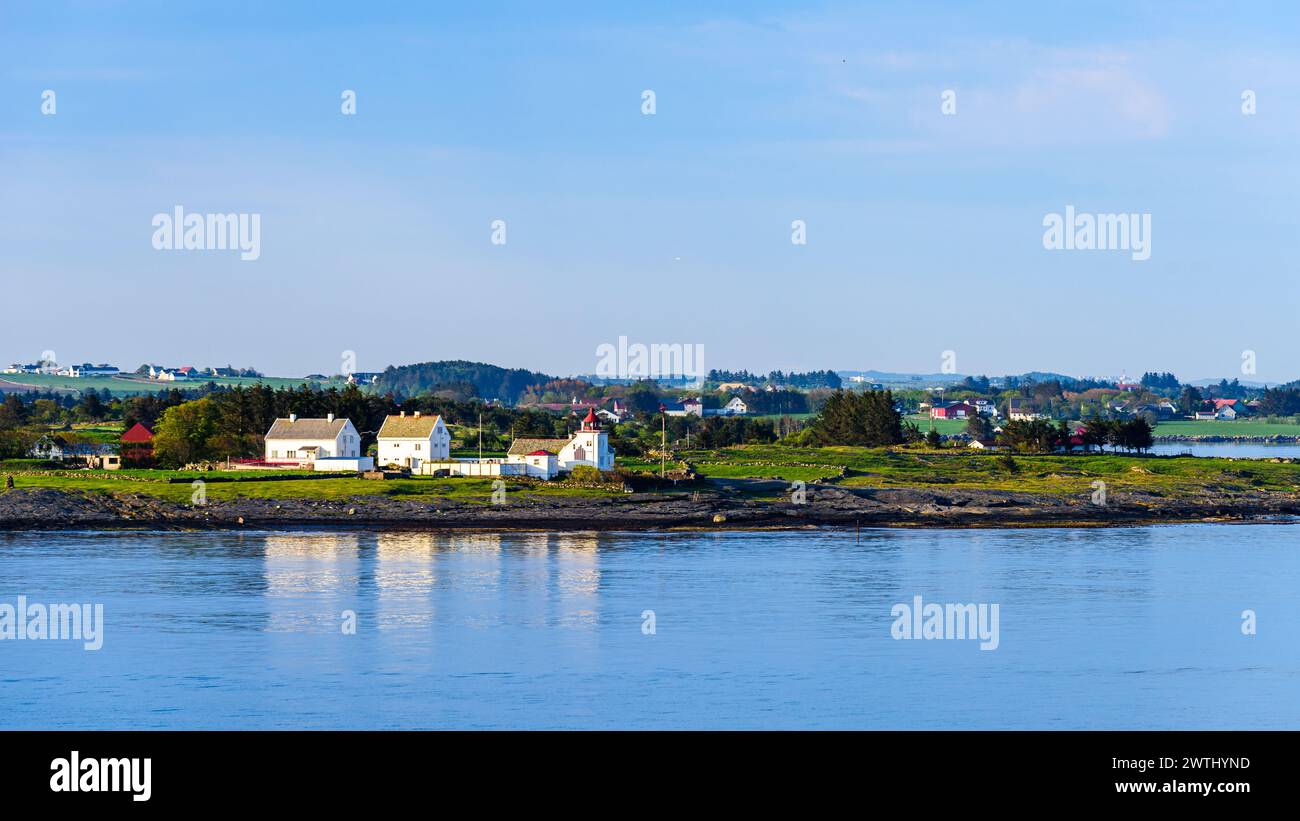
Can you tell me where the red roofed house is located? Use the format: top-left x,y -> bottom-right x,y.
120,422 -> 155,465
523,449 -> 558,476
1211,398 -> 1247,420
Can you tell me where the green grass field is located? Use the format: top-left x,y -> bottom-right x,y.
1152,419 -> 1300,437
678,444 -> 1300,497
619,456 -> 690,474
0,372 -> 327,397
9,440 -> 1300,507
906,414 -> 967,435
1,469 -> 620,503
907,415 -> 1300,439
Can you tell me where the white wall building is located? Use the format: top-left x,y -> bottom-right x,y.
264,414 -> 360,464
499,409 -> 615,479
377,411 -> 450,470
722,396 -> 749,415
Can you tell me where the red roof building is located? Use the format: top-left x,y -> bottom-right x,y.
121,423 -> 154,443
930,402 -> 975,419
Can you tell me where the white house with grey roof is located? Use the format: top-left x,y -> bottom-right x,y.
377,411 -> 450,470
264,413 -> 361,464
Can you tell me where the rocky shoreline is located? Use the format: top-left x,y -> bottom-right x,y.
2,482 -> 1297,532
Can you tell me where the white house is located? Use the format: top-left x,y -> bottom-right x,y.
501,409 -> 615,479
264,414 -> 361,464
56,363 -> 119,378
664,397 -> 704,417
1007,399 -> 1046,421
149,366 -> 187,381
596,399 -> 631,424
377,411 -> 450,470
972,398 -> 999,418
722,396 -> 749,415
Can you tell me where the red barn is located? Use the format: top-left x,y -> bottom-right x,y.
930,402 -> 975,419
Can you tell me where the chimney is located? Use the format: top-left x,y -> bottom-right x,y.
289,413 -> 297,423
327,413 -> 335,423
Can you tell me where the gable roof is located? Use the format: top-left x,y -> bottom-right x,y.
378,414 -> 443,439
265,417 -> 349,440
508,437 -> 570,457
121,423 -> 154,443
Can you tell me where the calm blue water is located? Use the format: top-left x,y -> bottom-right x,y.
1,526 -> 1297,729
1151,441 -> 1300,458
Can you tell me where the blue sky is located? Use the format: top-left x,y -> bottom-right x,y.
3,1 -> 1300,381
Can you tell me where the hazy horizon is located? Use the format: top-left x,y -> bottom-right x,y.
4,1 -> 1299,381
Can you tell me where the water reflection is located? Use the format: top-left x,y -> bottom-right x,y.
4,525 -> 1299,728
552,533 -> 600,631
263,533 -> 360,632
374,532 -> 439,630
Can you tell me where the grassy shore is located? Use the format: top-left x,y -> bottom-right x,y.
677,444 -> 1300,497
5,443 -> 1300,509
910,414 -> 1300,438
0,463 -> 623,503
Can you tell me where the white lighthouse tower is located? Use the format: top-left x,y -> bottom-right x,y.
560,409 -> 615,471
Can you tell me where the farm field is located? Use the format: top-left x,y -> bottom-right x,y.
0,372 -> 329,397
905,414 -> 967,434
68,422 -> 127,442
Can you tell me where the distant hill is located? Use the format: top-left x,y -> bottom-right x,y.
1186,377 -> 1275,388
374,360 -> 556,402
837,370 -> 968,386
1016,371 -> 1083,384
838,370 -> 1089,388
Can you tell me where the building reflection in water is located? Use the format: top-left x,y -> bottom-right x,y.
262,533 -> 360,633
257,530 -> 607,638
553,532 -> 600,629
374,532 -> 440,630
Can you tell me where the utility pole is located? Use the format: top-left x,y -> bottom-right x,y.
661,409 -> 666,478
478,412 -> 483,462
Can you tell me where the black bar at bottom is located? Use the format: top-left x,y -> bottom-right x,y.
0,730 -> 1280,807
